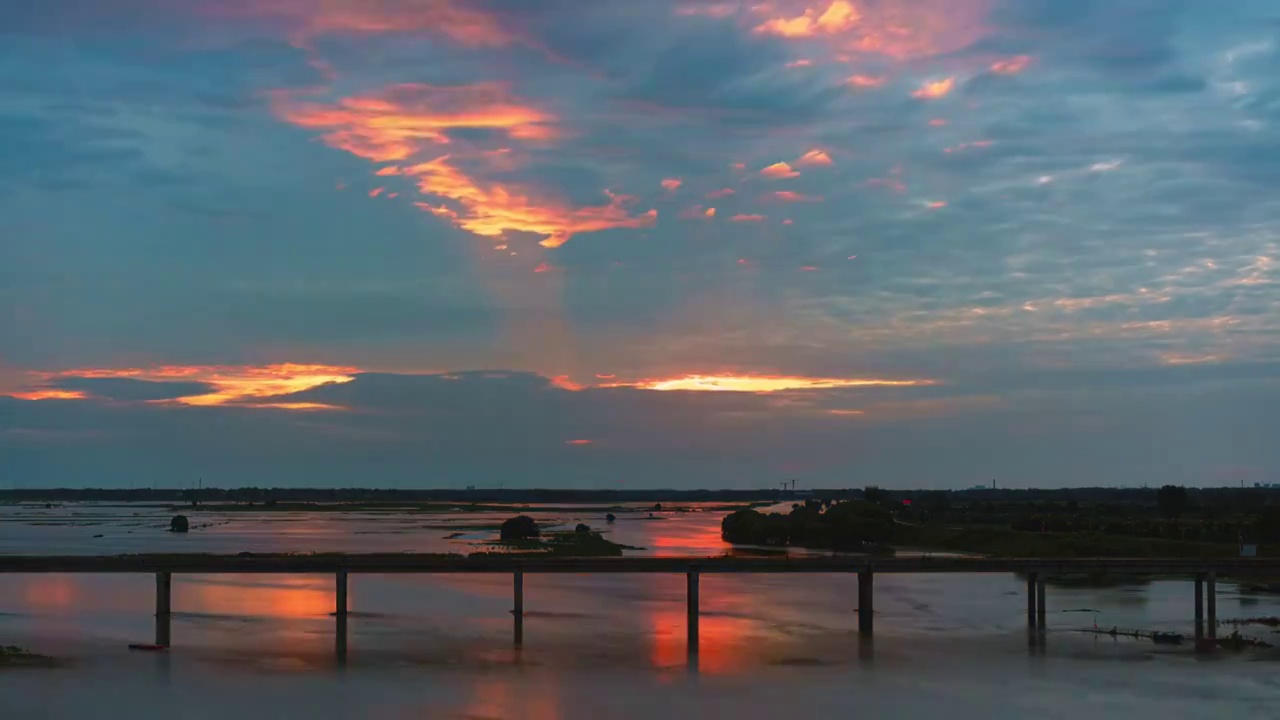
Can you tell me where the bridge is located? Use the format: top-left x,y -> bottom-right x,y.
5,554 -> 1277,658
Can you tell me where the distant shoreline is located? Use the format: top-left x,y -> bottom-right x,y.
2,486 -> 1274,505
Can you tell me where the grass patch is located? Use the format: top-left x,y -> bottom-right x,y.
0,646 -> 64,669
480,531 -> 643,557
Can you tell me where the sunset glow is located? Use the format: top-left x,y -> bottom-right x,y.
760,162 -> 800,179
991,55 -> 1032,75
847,74 -> 887,88
7,364 -> 359,410
912,77 -> 955,99
750,0 -> 989,61
615,374 -> 936,392
796,149 -> 834,167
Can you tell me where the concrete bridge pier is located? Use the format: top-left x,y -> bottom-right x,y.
1193,572 -> 1218,650
858,571 -> 874,635
1026,573 -> 1038,628
1194,573 -> 1204,643
687,569 -> 700,656
1035,576 -> 1046,629
154,571 -> 171,647
335,570 -> 348,661
1206,571 -> 1217,641
513,570 -> 524,648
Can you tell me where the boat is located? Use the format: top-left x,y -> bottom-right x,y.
1151,632 -> 1183,645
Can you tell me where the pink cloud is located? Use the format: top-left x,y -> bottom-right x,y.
772,191 -> 821,202
661,177 -> 683,192
796,149 -> 834,167
731,213 -> 766,222
760,162 -> 800,179
912,77 -> 955,99
707,187 -> 736,199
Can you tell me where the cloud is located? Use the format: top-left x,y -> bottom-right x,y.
208,0 -> 520,48
706,187 -> 736,199
389,158 -> 657,248
772,191 -> 822,203
991,55 -> 1032,75
6,364 -> 358,409
847,75 -> 887,88
747,0 -> 990,61
270,83 -> 556,163
274,86 -> 656,247
47,377 -> 216,402
912,77 -> 955,99
730,213 -> 766,222
661,177 -> 683,191
760,162 -> 800,179
795,149 -> 834,167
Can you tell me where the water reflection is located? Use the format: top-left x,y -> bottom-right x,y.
178,575 -> 337,619
462,675 -> 561,720
22,575 -> 82,610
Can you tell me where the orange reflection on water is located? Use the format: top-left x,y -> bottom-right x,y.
21,576 -> 82,609
646,519 -> 729,556
178,575 -> 336,618
646,603 -> 753,675
462,676 -> 561,720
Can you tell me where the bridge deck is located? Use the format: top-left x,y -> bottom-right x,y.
1,554 -> 1277,575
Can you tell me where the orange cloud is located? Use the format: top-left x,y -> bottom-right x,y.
847,74 -> 887,88
368,187 -> 385,197
661,177 -> 683,192
750,0 -> 989,61
8,364 -> 359,410
705,207 -> 716,217
212,0 -> 518,48
912,77 -> 955,99
8,390 -> 87,401
679,204 -> 713,219
760,162 -> 800,179
925,200 -> 947,209
565,439 -> 593,445
276,86 -> 654,247
795,149 -> 834,167
400,157 -> 656,247
991,55 -> 1032,75
731,214 -> 766,222
271,83 -> 556,163
611,374 -> 936,393
772,191 -> 821,202
707,187 -> 736,199
533,262 -> 553,273
754,1 -> 861,38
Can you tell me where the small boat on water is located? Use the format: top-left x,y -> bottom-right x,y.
1152,632 -> 1183,645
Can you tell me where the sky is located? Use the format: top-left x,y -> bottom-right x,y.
1,0 -> 1279,490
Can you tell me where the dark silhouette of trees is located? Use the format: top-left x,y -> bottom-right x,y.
862,486 -> 887,504
1156,485 -> 1189,519
500,515 -> 540,540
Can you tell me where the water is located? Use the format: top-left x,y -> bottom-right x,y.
2,503 -> 1279,718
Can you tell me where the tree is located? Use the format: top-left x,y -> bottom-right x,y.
1156,485 -> 1188,519
500,515 -> 540,540
863,486 -> 887,504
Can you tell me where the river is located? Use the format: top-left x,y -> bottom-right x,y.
1,502 -> 1277,718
